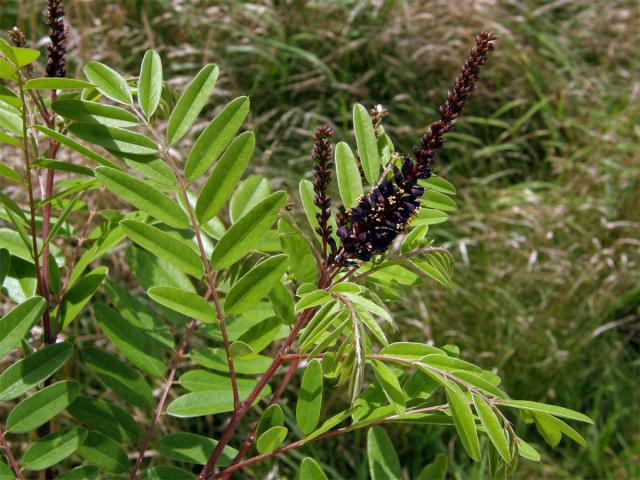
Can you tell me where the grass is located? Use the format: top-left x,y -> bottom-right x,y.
3,0 -> 639,478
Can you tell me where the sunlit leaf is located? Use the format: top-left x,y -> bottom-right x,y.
83,61 -> 132,104
185,96 -> 250,180
296,359 -> 323,435
299,457 -> 328,480
367,426 -> 401,480
157,432 -> 237,466
446,382 -> 480,461
54,99 -> 139,127
138,49 -> 163,118
353,103 -> 379,184
25,77 -> 93,90
69,123 -> 157,155
0,296 -> 45,359
473,394 -> 511,461
372,360 -> 405,415
148,286 -> 216,323
256,426 -> 288,454
22,427 -> 87,471
167,64 -> 219,144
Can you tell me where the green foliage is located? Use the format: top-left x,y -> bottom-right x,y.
0,22 -> 599,480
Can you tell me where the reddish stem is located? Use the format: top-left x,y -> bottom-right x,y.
0,428 -> 24,480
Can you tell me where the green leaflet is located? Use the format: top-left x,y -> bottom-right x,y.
58,466 -> 100,480
35,126 -> 120,169
120,220 -> 202,277
185,96 -> 250,180
157,432 -> 237,466
278,218 -> 318,284
195,131 -> 255,222
83,61 -> 132,104
0,342 -> 73,401
67,396 -> 140,444
25,77 -> 93,90
446,382 -> 481,461
93,302 -> 167,377
211,191 -> 287,269
473,394 -> 511,461
256,426 -> 288,454
0,296 -> 45,359
417,454 -> 448,480
335,141 -> 363,208
167,64 -> 219,144
81,346 -> 153,408
498,399 -> 593,424
353,103 -> 379,184
53,99 -> 138,127
229,175 -> 271,223
224,254 -> 289,315
96,167 -> 188,228
296,359 -> 323,435
148,286 -> 217,323
367,426 -> 401,480
256,404 -> 284,439
372,360 -> 406,415
77,431 -> 130,474
299,458 -> 329,480
69,123 -> 157,155
22,427 -> 87,471
6,380 -> 80,433
178,369 -> 257,393
59,266 -> 107,330
299,179 -> 319,234
138,50 -> 163,118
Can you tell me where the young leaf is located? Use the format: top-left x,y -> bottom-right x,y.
498,399 -> 593,424
296,359 -> 323,435
517,438 -> 541,462
372,360 -> 406,415
0,84 -> 21,109
167,64 -> 219,144
68,396 -> 140,444
446,382 -> 481,461
256,404 -> 284,439
211,191 -> 287,269
83,61 -> 132,104
224,254 -> 288,315
69,123 -> 157,155
238,316 -> 283,353
0,58 -> 16,80
0,296 -> 45,359
473,395 -> 511,461
6,380 -> 80,433
120,220 -> 202,277
229,175 -> 271,222
77,431 -> 130,474
295,289 -> 332,312
138,49 -> 163,118
148,286 -> 216,323
256,426 -> 288,454
421,175 -> 456,195
22,427 -> 87,471
417,454 -> 448,480
0,342 -> 73,401
195,131 -> 255,222
380,342 -> 445,360
53,99 -> 139,127
413,208 -> 448,226
367,426 -> 402,480
353,103 -> 379,184
166,391 -> 239,418
185,96 -> 250,180
25,77 -> 92,90
81,346 -> 153,408
423,190 -> 457,212
189,346 -> 272,375
335,141 -> 363,208
94,303 -> 166,377
268,281 -> 296,326
157,432 -> 237,466
299,458 -> 329,480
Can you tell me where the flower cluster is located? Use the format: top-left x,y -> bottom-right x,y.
311,125 -> 338,262
46,0 -> 67,78
337,32 -> 497,262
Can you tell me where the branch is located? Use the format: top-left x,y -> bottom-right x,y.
0,428 -> 24,480
213,404 -> 449,479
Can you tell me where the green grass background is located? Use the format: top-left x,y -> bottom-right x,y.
3,0 -> 639,478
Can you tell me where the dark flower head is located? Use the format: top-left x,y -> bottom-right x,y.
337,32 -> 497,263
46,0 -> 67,78
8,27 -> 26,48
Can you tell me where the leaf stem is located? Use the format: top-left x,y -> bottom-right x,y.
0,428 -> 23,480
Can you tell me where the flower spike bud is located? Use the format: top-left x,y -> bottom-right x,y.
311,125 -> 336,262
46,0 -> 67,78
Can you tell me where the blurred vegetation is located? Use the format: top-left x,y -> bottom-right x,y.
2,0 -> 639,478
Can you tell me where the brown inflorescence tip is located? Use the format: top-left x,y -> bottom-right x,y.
46,0 -> 67,78
312,125 -> 337,261
337,32 -> 497,263
8,27 -> 26,48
